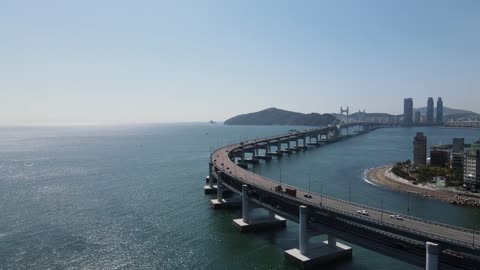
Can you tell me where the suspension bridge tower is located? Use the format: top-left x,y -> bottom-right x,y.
339,106 -> 350,135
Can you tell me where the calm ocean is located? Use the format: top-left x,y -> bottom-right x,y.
1,124 -> 479,269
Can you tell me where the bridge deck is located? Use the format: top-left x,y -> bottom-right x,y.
211,125 -> 480,254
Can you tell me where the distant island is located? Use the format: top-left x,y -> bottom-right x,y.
224,106 -> 478,126
224,108 -> 337,126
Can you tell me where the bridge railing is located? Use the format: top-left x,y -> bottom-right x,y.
224,169 -> 479,249
236,167 -> 480,245
217,167 -> 478,248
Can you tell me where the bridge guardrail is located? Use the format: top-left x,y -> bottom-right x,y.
227,162 -> 479,236
219,168 -> 477,249
226,170 -> 478,249
235,167 -> 479,249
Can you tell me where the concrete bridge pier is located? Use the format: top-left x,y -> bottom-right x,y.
204,162 -> 218,194
426,242 -> 439,270
319,133 -> 328,143
210,175 -> 241,209
285,206 -> 352,269
242,184 -> 249,223
254,144 -> 272,161
299,205 -> 308,254
296,137 -> 308,150
233,185 -> 286,233
308,135 -> 319,146
287,139 -> 297,151
204,175 -> 218,194
218,181 -> 223,197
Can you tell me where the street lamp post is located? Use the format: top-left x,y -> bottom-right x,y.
349,179 -> 352,202
308,174 -> 311,194
321,184 -> 323,207
279,164 -> 282,185
381,191 -> 384,224
407,193 -> 411,216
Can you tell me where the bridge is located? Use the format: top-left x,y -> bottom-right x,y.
205,123 -> 480,270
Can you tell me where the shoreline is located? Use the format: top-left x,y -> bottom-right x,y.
366,165 -> 480,207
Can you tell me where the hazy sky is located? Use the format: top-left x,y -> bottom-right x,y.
1,0 -> 479,125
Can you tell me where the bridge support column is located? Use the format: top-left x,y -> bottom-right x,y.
217,180 -> 223,201
426,242 -> 439,270
328,235 -> 336,249
242,185 -> 249,223
285,206 -> 352,270
204,163 -> 218,194
233,185 -> 286,233
299,205 -> 308,254
210,176 -> 241,209
208,175 -> 213,187
204,175 -> 217,194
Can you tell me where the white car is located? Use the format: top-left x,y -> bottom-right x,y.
356,210 -> 369,216
390,214 -> 404,220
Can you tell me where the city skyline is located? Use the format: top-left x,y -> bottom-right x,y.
1,1 -> 479,125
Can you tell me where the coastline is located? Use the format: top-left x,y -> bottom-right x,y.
366,165 -> 480,207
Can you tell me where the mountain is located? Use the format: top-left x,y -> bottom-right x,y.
224,108 -> 337,126
413,106 -> 477,116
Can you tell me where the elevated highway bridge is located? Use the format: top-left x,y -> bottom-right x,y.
206,123 -> 480,270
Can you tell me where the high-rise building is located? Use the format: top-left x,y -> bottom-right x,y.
452,153 -> 464,170
403,98 -> 413,125
415,111 -> 421,124
464,150 -> 480,191
436,97 -> 443,125
427,97 -> 434,125
430,149 -> 450,167
413,132 -> 427,166
452,138 -> 465,154
452,138 -> 465,169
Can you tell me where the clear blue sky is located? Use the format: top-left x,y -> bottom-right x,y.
1,0 -> 479,125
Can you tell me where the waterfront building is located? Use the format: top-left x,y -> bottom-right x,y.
430,150 -> 450,167
445,120 -> 480,128
452,153 -> 464,170
414,111 -> 421,124
403,98 -> 413,125
464,150 -> 480,191
452,138 -> 465,170
413,132 -> 427,166
452,138 -> 465,154
427,97 -> 434,125
436,97 -> 443,125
